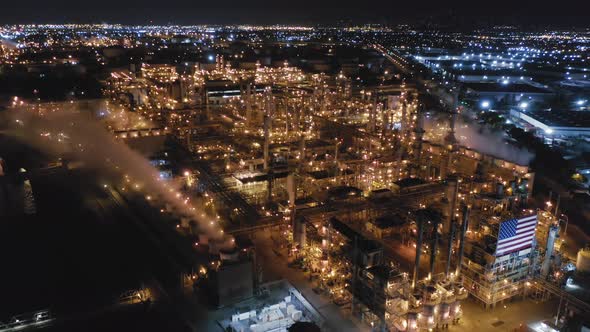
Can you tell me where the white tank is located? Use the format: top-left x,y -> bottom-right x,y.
576,249 -> 590,273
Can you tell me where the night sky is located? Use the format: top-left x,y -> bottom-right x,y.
1,0 -> 589,26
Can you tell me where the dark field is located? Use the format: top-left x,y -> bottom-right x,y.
0,136 -> 187,331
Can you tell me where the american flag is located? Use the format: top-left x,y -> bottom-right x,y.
495,215 -> 538,256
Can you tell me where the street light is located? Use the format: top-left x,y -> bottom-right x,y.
546,200 -> 553,213
560,214 -> 569,236
481,100 -> 491,109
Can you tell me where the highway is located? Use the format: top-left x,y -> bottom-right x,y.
372,43 -> 459,113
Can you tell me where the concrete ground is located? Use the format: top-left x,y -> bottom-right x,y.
253,227 -> 562,332
195,226 -> 561,332
455,297 -> 559,332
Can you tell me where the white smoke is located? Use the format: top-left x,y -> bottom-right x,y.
423,112 -> 534,166
2,109 -> 234,247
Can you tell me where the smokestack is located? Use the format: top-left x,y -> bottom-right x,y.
455,204 -> 470,277
445,220 -> 456,276
299,96 -> 306,161
345,80 -> 351,99
245,82 -> 252,126
287,173 -> 296,209
285,99 -> 290,135
294,216 -> 306,249
401,102 -> 407,136
442,112 -> 459,178
186,128 -> 192,152
299,134 -> 306,165
382,105 -> 389,137
446,177 -> 459,232
294,98 -> 301,133
334,139 -> 339,164
541,225 -> 559,278
369,96 -> 377,133
287,174 -> 298,240
429,219 -> 439,279
413,111 -> 425,174
413,215 -> 424,289
267,169 -> 274,202
264,87 -> 274,131
263,114 -> 270,171
205,87 -> 211,121
320,87 -> 327,115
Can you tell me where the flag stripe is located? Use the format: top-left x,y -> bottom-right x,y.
497,243 -> 532,255
497,235 -> 536,252
498,230 -> 536,245
517,220 -> 537,229
516,224 -> 536,234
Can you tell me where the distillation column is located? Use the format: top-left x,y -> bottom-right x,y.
413,215 -> 425,289
455,204 -> 470,277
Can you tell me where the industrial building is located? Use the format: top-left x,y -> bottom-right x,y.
510,109 -> 590,139
43,39 -> 562,331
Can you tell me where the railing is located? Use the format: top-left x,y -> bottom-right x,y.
532,277 -> 590,314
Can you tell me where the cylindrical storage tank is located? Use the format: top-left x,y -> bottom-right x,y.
541,225 -> 559,277
439,302 -> 450,323
421,305 -> 435,329
450,301 -> 462,320
576,249 -> 590,273
406,312 -> 418,332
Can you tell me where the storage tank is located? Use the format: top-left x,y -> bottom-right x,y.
576,248 -> 590,273
541,225 -> 559,277
439,302 -> 450,323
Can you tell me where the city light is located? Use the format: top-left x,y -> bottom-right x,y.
2,18 -> 586,332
